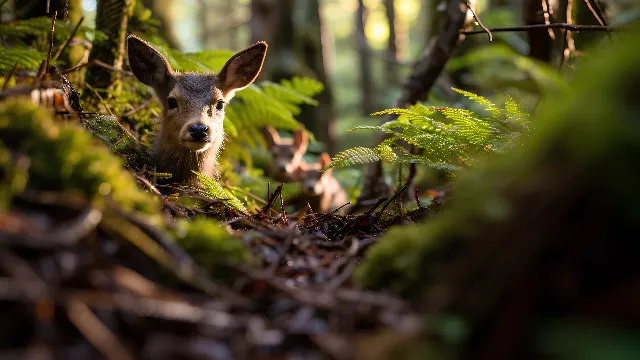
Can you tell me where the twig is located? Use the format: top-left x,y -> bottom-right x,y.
375,183 -> 409,217
465,1 -> 492,42
461,23 -> 612,35
592,0 -> 608,26
41,11 -> 57,79
67,301 -> 134,360
278,189 -> 287,225
583,0 -> 606,26
53,16 -> 84,61
561,0 -> 577,68
123,98 -> 152,117
542,0 -> 556,39
92,59 -> 134,76
1,63 -> 18,91
46,0 -> 50,13
62,61 -> 88,74
261,184 -> 283,214
310,202 -> 352,228
225,184 -> 267,206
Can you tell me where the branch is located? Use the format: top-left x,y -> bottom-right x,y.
465,1 -> 491,42
461,23 -> 613,35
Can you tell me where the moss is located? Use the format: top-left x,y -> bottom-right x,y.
0,100 -> 158,216
0,140 -> 28,210
174,216 -> 251,274
82,114 -> 148,167
355,25 -> 640,297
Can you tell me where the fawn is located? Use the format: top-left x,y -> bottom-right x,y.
296,153 -> 350,214
126,35 -> 267,184
262,125 -> 309,182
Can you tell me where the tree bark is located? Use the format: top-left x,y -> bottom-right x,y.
297,0 -> 337,154
141,0 -> 180,49
85,0 -> 135,91
355,0 -> 376,116
523,0 -> 560,63
383,0 -> 398,85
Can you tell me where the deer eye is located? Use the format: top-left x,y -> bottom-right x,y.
167,97 -> 178,110
215,100 -> 225,111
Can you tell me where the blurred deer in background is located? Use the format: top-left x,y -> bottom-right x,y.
126,34 -> 267,185
262,125 -> 309,182
296,153 -> 349,214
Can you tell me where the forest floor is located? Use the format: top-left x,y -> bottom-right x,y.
0,67 -> 446,360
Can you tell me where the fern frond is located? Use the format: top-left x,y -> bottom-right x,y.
280,76 -> 324,98
0,47 -> 47,73
193,171 -> 246,212
322,147 -> 381,171
333,89 -> 531,176
262,81 -> 318,115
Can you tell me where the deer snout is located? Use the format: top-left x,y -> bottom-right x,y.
189,124 -> 209,141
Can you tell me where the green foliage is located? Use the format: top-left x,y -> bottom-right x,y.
174,217 -> 250,273
0,99 -> 159,216
323,89 -> 530,173
193,171 -> 247,212
0,47 -> 47,74
82,114 -> 146,162
354,26 -> 640,297
0,17 -> 106,73
0,140 -> 28,210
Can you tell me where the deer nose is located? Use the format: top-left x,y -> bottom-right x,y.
189,124 -> 209,141
278,164 -> 287,172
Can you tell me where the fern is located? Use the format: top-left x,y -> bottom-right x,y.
325,90 -> 530,172
0,47 -> 47,73
193,171 -> 247,212
0,17 -> 107,74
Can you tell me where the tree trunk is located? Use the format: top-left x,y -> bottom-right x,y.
523,0 -> 564,63
250,0 -> 282,80
85,0 -> 135,91
141,0 -> 180,49
297,0 -> 337,154
355,0 -> 376,116
383,0 -> 398,85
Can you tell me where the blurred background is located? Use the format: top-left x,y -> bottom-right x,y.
39,0 -> 637,157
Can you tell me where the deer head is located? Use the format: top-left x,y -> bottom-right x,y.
262,125 -> 309,182
127,35 -> 267,184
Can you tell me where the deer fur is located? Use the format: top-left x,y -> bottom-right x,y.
126,34 -> 267,185
297,153 -> 349,214
262,125 -> 309,182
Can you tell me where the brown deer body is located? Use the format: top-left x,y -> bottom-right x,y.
126,35 -> 267,184
262,125 -> 309,182
297,153 -> 350,214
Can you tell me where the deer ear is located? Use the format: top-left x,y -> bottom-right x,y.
218,42 -> 267,100
127,35 -> 172,90
263,126 -> 280,148
293,129 -> 309,153
319,152 -> 333,176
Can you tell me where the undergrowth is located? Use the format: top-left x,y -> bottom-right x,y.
323,88 -> 531,175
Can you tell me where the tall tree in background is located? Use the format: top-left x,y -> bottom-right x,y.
383,0 -> 398,85
141,0 -> 180,48
297,0 -> 336,153
251,0 -> 336,152
85,0 -> 135,91
355,0 -> 376,116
